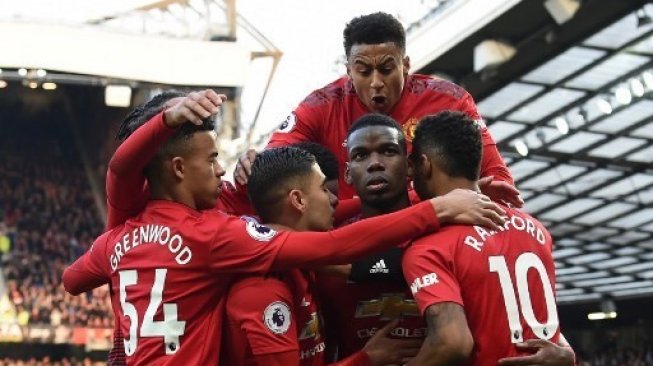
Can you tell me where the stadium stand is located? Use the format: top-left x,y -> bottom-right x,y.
0,96 -> 112,357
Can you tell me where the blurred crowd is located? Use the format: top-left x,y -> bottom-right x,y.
0,357 -> 105,366
0,114 -> 111,329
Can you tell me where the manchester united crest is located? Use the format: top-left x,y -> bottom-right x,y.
402,118 -> 419,141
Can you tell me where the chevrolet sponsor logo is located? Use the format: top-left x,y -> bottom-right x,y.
355,293 -> 420,320
298,312 -> 321,341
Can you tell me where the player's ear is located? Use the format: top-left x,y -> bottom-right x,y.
344,163 -> 353,185
288,189 -> 306,213
171,156 -> 185,180
418,153 -> 432,179
403,56 -> 410,76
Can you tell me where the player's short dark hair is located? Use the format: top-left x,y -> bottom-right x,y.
346,113 -> 407,153
116,90 -> 186,141
291,142 -> 338,181
411,111 -> 482,181
248,147 -> 317,222
343,12 -> 406,58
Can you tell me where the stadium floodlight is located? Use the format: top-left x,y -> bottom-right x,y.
614,86 -> 632,105
636,9 -> 653,28
642,71 -> 653,90
473,39 -> 516,73
554,116 -> 569,135
0,68 -> 3,74
36,69 -> 47,78
42,82 -> 57,90
0,80 -> 7,88
513,139 -> 529,157
105,85 -> 132,107
28,81 -> 38,89
596,97 -> 613,115
630,78 -> 645,97
18,68 -> 27,77
544,0 -> 581,25
587,311 -> 617,320
588,299 -> 618,320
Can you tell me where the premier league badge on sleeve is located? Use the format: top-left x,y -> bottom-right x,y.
241,216 -> 278,241
264,301 -> 292,335
278,112 -> 297,133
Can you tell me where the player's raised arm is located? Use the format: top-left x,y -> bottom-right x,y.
106,90 -> 226,229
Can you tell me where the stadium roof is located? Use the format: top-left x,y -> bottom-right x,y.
415,1 -> 653,304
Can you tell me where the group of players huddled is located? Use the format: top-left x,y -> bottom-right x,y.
62,12 -> 577,366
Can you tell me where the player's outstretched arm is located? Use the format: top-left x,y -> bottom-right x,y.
272,189 -> 506,270
405,303 -> 473,366
105,90 -> 226,229
62,232 -> 111,295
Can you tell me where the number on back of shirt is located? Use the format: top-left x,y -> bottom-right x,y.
489,253 -> 558,343
119,268 -> 186,356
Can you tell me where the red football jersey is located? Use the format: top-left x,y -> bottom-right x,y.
223,270 -> 328,366
64,201 -> 288,365
268,74 -> 513,198
317,216 -> 425,359
403,206 -> 560,366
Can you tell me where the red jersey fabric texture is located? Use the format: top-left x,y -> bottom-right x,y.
268,74 -> 513,199
403,206 -> 560,366
223,270 -> 371,366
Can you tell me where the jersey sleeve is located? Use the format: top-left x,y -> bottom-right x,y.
105,111 -> 177,229
209,201 -> 439,273
272,201 -> 440,270
267,104 -> 321,148
402,235 -> 463,315
62,231 -> 112,295
226,276 -> 299,356
457,92 -> 514,185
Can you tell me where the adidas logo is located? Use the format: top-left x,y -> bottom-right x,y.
370,260 -> 389,274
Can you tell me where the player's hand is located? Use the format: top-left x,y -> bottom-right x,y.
234,149 -> 257,185
363,320 -> 422,366
498,339 -> 575,366
164,90 -> 226,127
431,189 -> 506,231
478,176 -> 524,208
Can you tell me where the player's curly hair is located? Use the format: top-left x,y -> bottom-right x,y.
248,147 -> 317,222
411,111 -> 482,181
343,12 -> 406,58
346,113 -> 407,153
116,91 -> 186,141
291,142 -> 339,181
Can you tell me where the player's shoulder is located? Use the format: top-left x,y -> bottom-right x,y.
298,76 -> 354,108
405,74 -> 470,101
412,224 -> 474,246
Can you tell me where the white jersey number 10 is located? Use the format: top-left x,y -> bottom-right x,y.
489,253 -> 558,343
119,268 -> 187,356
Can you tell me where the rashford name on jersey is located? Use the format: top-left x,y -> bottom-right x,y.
109,224 -> 193,271
464,214 -> 547,253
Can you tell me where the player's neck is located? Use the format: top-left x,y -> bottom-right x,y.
433,178 -> 479,197
360,192 -> 410,219
149,185 -> 197,210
